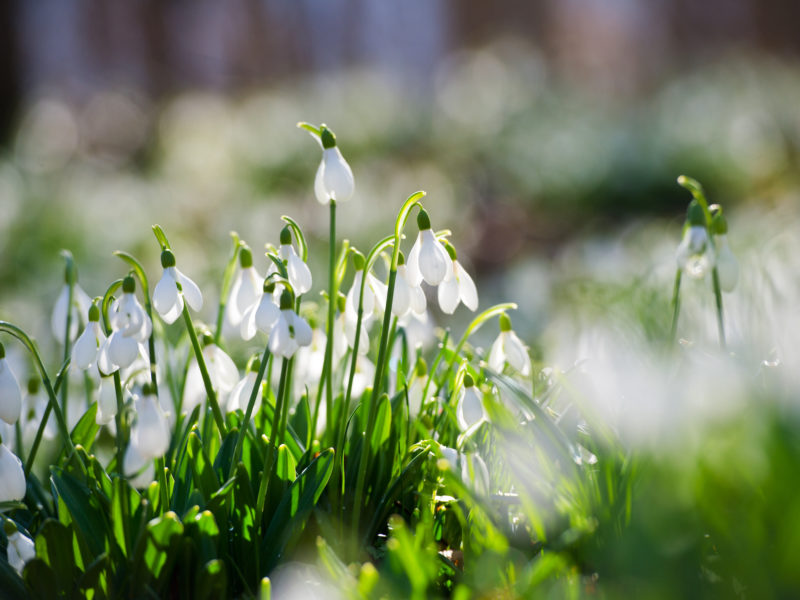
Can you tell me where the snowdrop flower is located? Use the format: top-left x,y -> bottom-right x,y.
103,278 -> 150,372
270,290 -> 313,359
0,443 -> 25,502
51,268 -> 92,345
456,374 -> 486,431
345,252 -> 386,321
152,249 -> 203,324
438,445 -> 491,496
3,521 -> 35,576
438,242 -> 478,314
182,334 -> 240,414
0,343 -> 22,425
95,376 -> 118,425
675,201 -> 714,279
241,281 -> 281,340
225,245 -> 262,332
314,125 -> 355,205
131,384 -> 170,460
406,209 -> 452,287
123,442 -> 154,489
279,228 -> 312,295
227,358 -> 263,415
488,313 -> 531,377
392,253 -> 427,318
72,302 -> 107,370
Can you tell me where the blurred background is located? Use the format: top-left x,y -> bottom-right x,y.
1,0 -> 800,345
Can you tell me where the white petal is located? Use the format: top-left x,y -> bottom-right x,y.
123,443 -> 154,488
96,336 -> 117,375
176,268 -> 203,311
283,246 -> 312,294
392,269 -> 411,317
405,235 -> 423,287
152,270 -> 180,319
488,335 -> 505,373
255,295 -> 281,332
504,331 -> 531,376
96,378 -> 118,424
72,323 -> 103,370
0,360 -> 22,425
367,273 -> 387,314
418,230 -> 450,285
108,331 -> 139,370
182,360 -> 205,414
290,313 -> 313,346
7,530 -> 35,575
270,313 -> 297,358
207,345 -> 240,393
409,284 -> 427,315
226,271 -> 245,327
51,285 -> 80,344
456,262 -> 479,311
133,395 -> 170,459
229,372 -> 260,415
457,387 -> 485,431
314,159 -> 331,204
437,273 -> 461,314
321,147 -> 355,202
0,444 -> 26,502
236,267 -> 262,317
240,304 -> 259,341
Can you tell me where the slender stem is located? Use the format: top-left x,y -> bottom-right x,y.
421,330 -> 450,408
669,268 -> 682,343
24,360 -> 70,476
181,305 -> 227,436
61,278 -> 74,427
318,201 -> 337,447
214,234 -> 241,345
157,456 -> 170,514
113,372 -> 126,476
711,267 -> 727,350
229,345 -> 271,480
255,359 -> 290,530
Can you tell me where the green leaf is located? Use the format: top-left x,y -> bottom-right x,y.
289,395 -> 311,451
261,449 -> 335,571
22,558 -> 60,599
50,468 -> 108,560
370,394 -> 392,449
69,401 -> 100,451
33,520 -> 77,593
275,444 -> 297,482
195,559 -> 228,600
187,431 -> 221,501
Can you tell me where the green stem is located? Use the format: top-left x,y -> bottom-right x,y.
113,372 -> 126,477
711,267 -> 727,350
669,268 -> 682,343
420,329 -> 450,409
323,201 -> 337,445
182,305 -> 227,436
255,359 -> 290,530
229,345 -> 271,480
61,274 -> 74,428
24,359 -> 70,477
157,456 -> 170,514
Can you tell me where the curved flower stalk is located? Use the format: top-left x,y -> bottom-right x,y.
153,249 -> 203,324
279,227 -> 312,296
311,125 -> 355,205
488,313 -> 531,377
270,290 -> 313,359
183,334 -> 240,414
0,343 -> 22,425
225,244 -> 263,334
131,384 -> 170,460
675,200 -> 714,279
0,442 -> 25,502
456,374 -> 487,431
438,241 -> 478,314
3,521 -> 35,576
406,209 -> 452,287
51,279 -> 92,345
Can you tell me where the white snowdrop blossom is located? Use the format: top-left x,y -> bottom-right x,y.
183,340 -> 240,414
241,283 -> 281,341
438,446 -> 491,496
131,387 -> 170,460
488,313 -> 531,377
3,522 -> 35,576
345,267 -> 387,322
0,344 -> 22,425
225,245 -> 263,332
51,281 -> 92,344
676,201 -> 714,279
152,249 -> 203,324
456,375 -> 487,431
0,443 -> 25,502
393,262 -> 427,317
279,231 -> 312,295
406,209 -> 452,287
313,125 -> 354,204
270,291 -> 313,359
95,376 -> 119,425
123,442 -> 155,489
715,233 -> 739,292
110,278 -> 152,342
437,243 -> 478,314
227,367 -> 262,415
72,302 -> 107,370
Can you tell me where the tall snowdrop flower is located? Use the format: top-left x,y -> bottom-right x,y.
102,276 -> 150,371
456,374 -> 486,431
314,125 -> 354,205
72,302 -> 107,370
131,384 -> 170,460
241,280 -> 281,340
3,521 -> 35,576
438,241 -> 478,314
95,375 -> 118,425
225,245 -> 262,332
270,290 -> 313,359
182,333 -> 240,414
393,252 -> 427,317
0,443 -> 25,502
345,252 -> 386,321
676,200 -> 714,279
406,209 -> 452,287
0,343 -> 22,425
227,358 -> 263,415
152,249 -> 203,324
711,212 -> 738,292
488,313 -> 531,377
51,258 -> 92,345
279,227 -> 312,295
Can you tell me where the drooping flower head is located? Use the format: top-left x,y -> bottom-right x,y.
241,279 -> 281,340
279,227 -> 312,295
182,332 -> 240,414
314,125 -> 355,205
102,276 -> 150,371
676,200 -> 714,279
72,301 -> 107,371
393,251 -> 427,318
0,342 -> 22,425
131,382 -> 170,460
225,244 -> 263,333
406,208 -> 452,287
456,374 -> 486,432
0,442 -> 26,502
438,241 -> 478,315
488,313 -> 531,377
153,249 -> 203,324
3,520 -> 35,576
227,355 -> 263,415
270,289 -> 313,359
